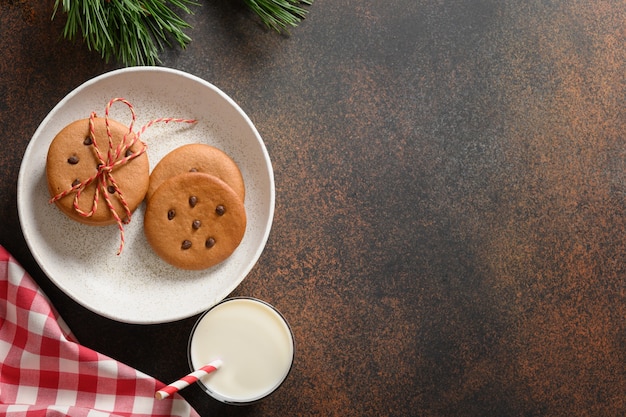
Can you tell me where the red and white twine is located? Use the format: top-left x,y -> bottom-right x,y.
49,98 -> 197,255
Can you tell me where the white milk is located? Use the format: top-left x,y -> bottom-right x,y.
188,298 -> 295,404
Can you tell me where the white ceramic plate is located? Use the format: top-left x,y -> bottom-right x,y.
17,67 -> 274,324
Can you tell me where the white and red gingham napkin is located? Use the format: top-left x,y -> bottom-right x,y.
0,246 -> 200,417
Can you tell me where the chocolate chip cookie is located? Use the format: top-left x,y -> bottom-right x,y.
46,117 -> 149,226
147,143 -> 245,202
144,172 -> 247,270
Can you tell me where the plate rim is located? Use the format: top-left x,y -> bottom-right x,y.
17,66 -> 275,324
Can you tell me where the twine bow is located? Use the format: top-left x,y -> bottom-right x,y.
49,98 -> 197,255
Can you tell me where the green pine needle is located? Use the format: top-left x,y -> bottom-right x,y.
243,0 -> 312,32
53,0 -> 197,66
53,0 -> 312,67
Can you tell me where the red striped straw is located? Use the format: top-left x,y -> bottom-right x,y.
155,359 -> 223,400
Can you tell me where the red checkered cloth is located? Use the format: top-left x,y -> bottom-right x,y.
0,246 -> 201,417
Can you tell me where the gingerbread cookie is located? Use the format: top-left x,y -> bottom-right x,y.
147,143 -> 245,202
46,117 -> 149,226
144,172 -> 247,270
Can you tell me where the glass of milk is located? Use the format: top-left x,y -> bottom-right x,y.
187,297 -> 295,404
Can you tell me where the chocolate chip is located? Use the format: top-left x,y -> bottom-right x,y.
189,196 -> 198,208
167,209 -> 176,220
125,149 -> 133,157
181,240 -> 192,250
71,179 -> 80,187
192,220 -> 201,230
67,155 -> 79,164
205,238 -> 216,248
83,137 -> 93,145
107,185 -> 116,194
189,168 -> 198,172
215,205 -> 226,216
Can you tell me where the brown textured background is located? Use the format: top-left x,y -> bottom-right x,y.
2,0 -> 626,416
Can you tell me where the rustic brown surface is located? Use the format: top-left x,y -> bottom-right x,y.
2,1 -> 626,416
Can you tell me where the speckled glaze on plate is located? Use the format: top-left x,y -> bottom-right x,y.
17,67 -> 275,324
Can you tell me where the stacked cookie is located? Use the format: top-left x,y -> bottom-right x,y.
46,117 -> 150,225
46,118 -> 246,270
144,144 -> 246,270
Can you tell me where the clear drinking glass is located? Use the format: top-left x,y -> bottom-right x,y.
187,297 -> 295,405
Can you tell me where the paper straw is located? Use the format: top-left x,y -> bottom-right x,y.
155,359 -> 223,400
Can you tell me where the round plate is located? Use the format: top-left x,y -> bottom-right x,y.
17,67 -> 275,324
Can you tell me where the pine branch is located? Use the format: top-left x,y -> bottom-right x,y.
53,0 -> 312,67
243,0 -> 312,32
53,0 -> 197,67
